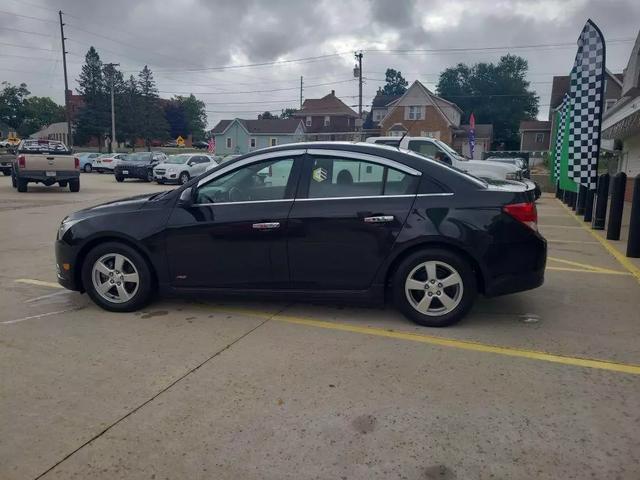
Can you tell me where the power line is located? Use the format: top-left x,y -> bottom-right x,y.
203,99 -> 299,105
0,9 -> 57,23
0,41 -> 56,52
1,26 -> 54,37
158,78 -> 355,95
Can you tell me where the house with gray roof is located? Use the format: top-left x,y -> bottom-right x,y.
210,118 -> 305,156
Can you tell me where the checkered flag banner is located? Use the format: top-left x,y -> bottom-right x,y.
567,20 -> 606,190
554,94 -> 569,183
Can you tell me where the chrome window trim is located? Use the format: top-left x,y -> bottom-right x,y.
306,149 -> 422,176
192,198 -> 294,207
197,149 -> 307,187
297,194 -> 416,202
416,192 -> 454,197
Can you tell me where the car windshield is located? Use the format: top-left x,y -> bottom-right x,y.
165,155 -> 190,164
126,152 -> 152,162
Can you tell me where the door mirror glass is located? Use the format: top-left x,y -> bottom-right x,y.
179,187 -> 194,206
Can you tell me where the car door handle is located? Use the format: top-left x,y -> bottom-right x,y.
363,215 -> 394,223
252,222 -> 280,230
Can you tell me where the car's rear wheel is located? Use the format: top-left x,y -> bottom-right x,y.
115,175 -> 124,182
17,178 -> 28,192
179,172 -> 190,184
393,249 -> 477,327
146,170 -> 153,182
82,242 -> 153,312
69,179 -> 80,192
84,164 -> 92,173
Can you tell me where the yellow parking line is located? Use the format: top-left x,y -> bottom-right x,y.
209,306 -> 640,375
557,200 -> 640,284
539,224 -> 583,229
546,239 -> 599,244
547,256 -> 628,274
547,266 -> 631,275
15,278 -> 63,289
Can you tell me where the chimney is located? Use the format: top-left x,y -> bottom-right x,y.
331,90 -> 335,96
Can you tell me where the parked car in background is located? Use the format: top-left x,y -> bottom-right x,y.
12,139 -> 79,192
366,136 -> 524,181
485,157 -> 529,178
205,154 -> 239,171
0,154 -> 12,176
163,140 -> 180,148
153,154 -> 218,184
76,152 -> 100,172
93,153 -> 128,173
192,140 -> 209,149
0,139 -> 12,148
114,151 -> 167,182
55,142 -> 546,327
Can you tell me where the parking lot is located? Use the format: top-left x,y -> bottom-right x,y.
1,173 -> 639,479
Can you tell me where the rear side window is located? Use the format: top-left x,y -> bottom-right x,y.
307,156 -> 418,198
407,140 -> 438,157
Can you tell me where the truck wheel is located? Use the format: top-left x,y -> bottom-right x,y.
59,181 -> 68,187
17,178 -> 28,192
393,249 -> 477,327
115,176 -> 124,183
69,179 -> 80,192
11,174 -> 16,188
82,242 -> 154,312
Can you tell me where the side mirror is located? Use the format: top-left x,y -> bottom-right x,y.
179,186 -> 195,207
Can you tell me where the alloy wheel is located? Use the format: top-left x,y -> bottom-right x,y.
404,260 -> 463,316
91,253 -> 140,304
180,172 -> 189,184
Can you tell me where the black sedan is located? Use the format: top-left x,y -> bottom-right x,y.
114,151 -> 167,182
55,142 -> 546,327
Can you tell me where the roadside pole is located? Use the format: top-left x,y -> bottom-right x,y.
58,11 -> 72,147
105,63 -> 120,154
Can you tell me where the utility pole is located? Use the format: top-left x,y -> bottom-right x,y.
300,76 -> 303,109
354,51 -> 363,117
105,63 -> 120,153
58,11 -> 72,147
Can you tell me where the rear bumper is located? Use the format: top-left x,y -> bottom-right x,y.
17,170 -> 79,182
55,239 -> 80,291
483,235 -> 547,297
115,167 -> 149,179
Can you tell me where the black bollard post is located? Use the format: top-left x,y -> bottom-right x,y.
562,188 -> 569,204
555,181 -> 562,199
626,175 -> 640,258
607,172 -> 627,240
576,185 -> 587,215
570,191 -> 577,210
592,173 -> 610,230
584,188 -> 595,222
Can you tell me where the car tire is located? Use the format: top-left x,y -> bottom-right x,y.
69,179 -> 80,192
17,178 -> 28,192
179,172 -> 190,184
146,170 -> 154,182
115,176 -> 124,183
84,164 -> 92,173
59,180 -> 68,187
2,170 -> 9,176
82,242 -> 153,312
11,173 -> 17,188
392,248 -> 477,327
157,179 -> 164,184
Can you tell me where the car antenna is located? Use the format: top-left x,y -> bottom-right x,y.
397,129 -> 409,150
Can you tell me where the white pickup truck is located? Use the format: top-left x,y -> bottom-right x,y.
366,136 -> 524,181
12,139 -> 80,192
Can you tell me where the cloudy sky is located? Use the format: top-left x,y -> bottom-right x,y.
1,0 -> 639,128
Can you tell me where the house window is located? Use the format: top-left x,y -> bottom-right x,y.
306,116 -> 312,127
250,137 -> 256,148
324,116 -> 330,127
373,109 -> 385,122
226,137 -> 232,149
535,133 -> 544,143
408,106 -> 423,120
270,137 -> 278,147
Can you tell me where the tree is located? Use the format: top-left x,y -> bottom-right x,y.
138,65 -> 169,149
381,68 -> 408,96
258,111 -> 275,119
164,99 -> 188,139
18,96 -> 65,137
436,54 -> 539,149
74,47 -> 109,148
280,108 -> 297,119
0,82 -> 30,130
119,75 -> 142,149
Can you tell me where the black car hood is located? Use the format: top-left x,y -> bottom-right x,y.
67,193 -> 158,220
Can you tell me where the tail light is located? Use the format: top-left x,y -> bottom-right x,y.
18,155 -> 25,168
503,202 -> 537,231
74,157 -> 80,169
103,158 -> 112,163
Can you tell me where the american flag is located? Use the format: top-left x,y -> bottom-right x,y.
207,137 -> 215,154
468,112 -> 476,160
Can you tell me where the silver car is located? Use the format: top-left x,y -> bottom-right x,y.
153,153 -> 218,184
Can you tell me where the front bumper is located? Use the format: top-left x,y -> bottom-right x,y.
55,239 -> 80,291
154,170 -> 180,182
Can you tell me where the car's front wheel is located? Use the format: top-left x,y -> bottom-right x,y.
115,175 -> 124,182
393,249 -> 477,327
179,172 -> 190,184
82,242 -> 153,312
84,164 -> 92,173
